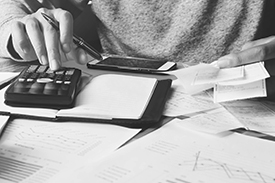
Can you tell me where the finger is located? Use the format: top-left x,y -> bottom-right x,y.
52,9 -> 74,54
77,48 -> 88,64
25,17 -> 48,65
61,45 -> 78,63
42,18 -> 62,70
64,45 -> 88,65
11,21 -> 36,60
241,36 -> 275,50
217,39 -> 275,68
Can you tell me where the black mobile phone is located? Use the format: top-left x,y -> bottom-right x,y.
87,56 -> 177,73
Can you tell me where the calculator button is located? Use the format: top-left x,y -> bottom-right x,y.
37,78 -> 54,83
65,70 -> 74,75
18,78 -> 25,82
58,84 -> 69,95
47,73 -> 56,79
64,75 -> 72,81
55,80 -> 63,84
29,83 -> 45,94
27,78 -> 34,82
36,65 -> 48,73
55,70 -> 65,75
44,83 -> 58,95
26,65 -> 38,73
13,82 -> 32,93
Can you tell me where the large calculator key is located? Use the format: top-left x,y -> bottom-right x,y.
58,84 -> 70,96
29,82 -> 45,94
44,83 -> 59,95
13,82 -> 32,93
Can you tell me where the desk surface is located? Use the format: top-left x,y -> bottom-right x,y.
0,58 -> 40,72
1,57 -> 275,182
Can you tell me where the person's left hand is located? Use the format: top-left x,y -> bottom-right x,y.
215,36 -> 275,68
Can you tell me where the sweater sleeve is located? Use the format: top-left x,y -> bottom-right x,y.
0,0 -> 56,61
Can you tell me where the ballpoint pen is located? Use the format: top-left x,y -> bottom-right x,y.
41,12 -> 103,61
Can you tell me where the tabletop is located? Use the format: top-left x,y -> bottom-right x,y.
0,58 -> 39,72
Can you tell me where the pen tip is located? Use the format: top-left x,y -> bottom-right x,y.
41,12 -> 53,22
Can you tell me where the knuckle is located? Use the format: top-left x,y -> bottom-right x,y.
25,18 -> 39,30
47,48 -> 59,57
251,46 -> 268,60
62,10 -> 73,20
226,54 -> 241,67
37,8 -> 48,14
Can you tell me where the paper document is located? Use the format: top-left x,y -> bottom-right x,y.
68,119 -> 275,183
214,80 -> 267,103
0,115 -> 10,136
213,62 -> 269,103
177,62 -> 269,103
168,63 -> 213,94
0,72 -> 19,89
193,65 -> 244,85
174,107 -> 244,134
223,100 -> 275,136
163,80 -> 220,117
0,118 -> 140,183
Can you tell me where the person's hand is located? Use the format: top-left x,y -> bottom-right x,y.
11,8 -> 88,70
215,36 -> 275,68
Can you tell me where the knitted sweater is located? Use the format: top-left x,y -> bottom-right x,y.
0,0 -> 275,64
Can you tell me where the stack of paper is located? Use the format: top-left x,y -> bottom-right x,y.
170,62 -> 270,103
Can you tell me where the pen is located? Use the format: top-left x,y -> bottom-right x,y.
41,12 -> 103,61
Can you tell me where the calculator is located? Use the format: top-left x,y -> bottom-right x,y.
4,65 -> 82,108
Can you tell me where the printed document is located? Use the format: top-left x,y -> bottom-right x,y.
0,118 -> 140,183
68,119 -> 275,183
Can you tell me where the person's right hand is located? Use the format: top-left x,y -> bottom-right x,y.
11,8 -> 88,70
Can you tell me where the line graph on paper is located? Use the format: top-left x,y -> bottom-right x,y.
180,151 -> 275,183
136,152 -> 275,183
142,139 -> 275,183
1,119 -> 105,155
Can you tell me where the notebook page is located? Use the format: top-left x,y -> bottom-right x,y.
58,74 -> 157,119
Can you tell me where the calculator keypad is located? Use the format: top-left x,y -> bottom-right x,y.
4,65 -> 82,108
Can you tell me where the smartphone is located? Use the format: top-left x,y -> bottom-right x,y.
87,56 -> 177,73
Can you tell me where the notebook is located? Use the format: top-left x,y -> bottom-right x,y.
0,73 -> 171,128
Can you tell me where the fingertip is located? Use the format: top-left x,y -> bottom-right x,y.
49,59 -> 61,71
210,61 -> 219,68
216,58 -> 231,68
62,43 -> 71,53
77,49 -> 88,64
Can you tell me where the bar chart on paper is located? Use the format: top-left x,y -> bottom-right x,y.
0,118 -> 139,183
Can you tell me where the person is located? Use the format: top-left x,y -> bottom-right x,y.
1,1 -> 275,77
